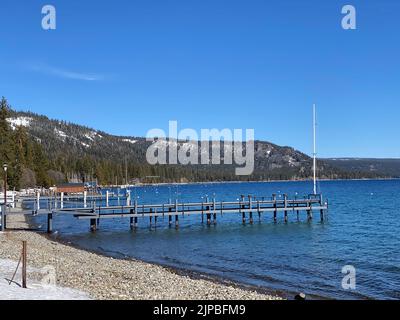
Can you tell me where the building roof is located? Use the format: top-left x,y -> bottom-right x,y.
56,183 -> 85,188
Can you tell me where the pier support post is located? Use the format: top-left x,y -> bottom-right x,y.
175,199 -> 179,228
106,191 -> 109,207
90,218 -> 97,232
242,211 -> 246,224
84,191 -> 87,208
129,209 -> 136,230
126,191 -> 131,206
60,192 -> 64,209
168,208 -> 172,227
149,208 -> 153,228
36,191 -> 41,211
284,194 -> 288,223
47,213 -> 53,234
213,198 -> 217,225
130,217 -> 134,230
249,196 -> 253,224
272,194 -> 277,223
319,195 -> 324,222
206,206 -> 211,225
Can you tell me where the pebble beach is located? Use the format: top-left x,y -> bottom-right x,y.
0,214 -> 282,300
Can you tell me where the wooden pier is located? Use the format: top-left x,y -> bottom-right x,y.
1,193 -> 328,233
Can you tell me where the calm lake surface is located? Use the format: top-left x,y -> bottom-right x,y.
36,180 -> 400,299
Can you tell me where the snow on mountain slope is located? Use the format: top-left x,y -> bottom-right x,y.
6,117 -> 32,130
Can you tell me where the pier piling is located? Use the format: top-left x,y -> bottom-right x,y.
206,206 -> 211,225
60,192 -> 64,209
47,213 -> 53,233
249,196 -> 253,224
130,216 -> 134,230
149,208 -> 153,228
307,209 -> 313,221
36,191 -> 40,211
129,209 -> 134,229
90,218 -> 97,232
284,194 -> 288,223
213,198 -> 217,225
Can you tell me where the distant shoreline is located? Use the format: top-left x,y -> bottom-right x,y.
103,177 -> 400,188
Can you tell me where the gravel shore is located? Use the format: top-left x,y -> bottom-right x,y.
0,214 -> 282,300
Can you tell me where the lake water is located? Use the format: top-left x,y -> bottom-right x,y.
35,180 -> 400,299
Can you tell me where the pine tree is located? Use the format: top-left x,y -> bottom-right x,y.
0,97 -> 17,188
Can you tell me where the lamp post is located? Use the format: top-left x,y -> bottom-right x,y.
1,163 -> 7,231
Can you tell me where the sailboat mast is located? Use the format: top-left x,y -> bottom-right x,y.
313,104 -> 317,195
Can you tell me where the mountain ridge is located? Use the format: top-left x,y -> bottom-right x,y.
3,106 -> 390,187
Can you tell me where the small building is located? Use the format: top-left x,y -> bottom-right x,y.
56,183 -> 85,194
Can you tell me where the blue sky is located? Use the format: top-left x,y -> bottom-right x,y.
0,0 -> 399,158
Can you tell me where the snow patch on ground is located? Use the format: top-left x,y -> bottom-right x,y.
0,259 -> 90,300
85,131 -> 102,141
122,138 -> 137,144
54,128 -> 68,141
84,134 -> 94,141
6,117 -> 32,130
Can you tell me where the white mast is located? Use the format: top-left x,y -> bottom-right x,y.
313,104 -> 317,195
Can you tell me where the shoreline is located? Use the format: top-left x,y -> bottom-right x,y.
49,231 -> 288,299
0,214 -> 283,300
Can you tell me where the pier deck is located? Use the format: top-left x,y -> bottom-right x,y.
1,193 -> 328,232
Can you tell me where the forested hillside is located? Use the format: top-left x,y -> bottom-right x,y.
0,97 -> 51,189
324,158 -> 400,178
0,97 -> 387,190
